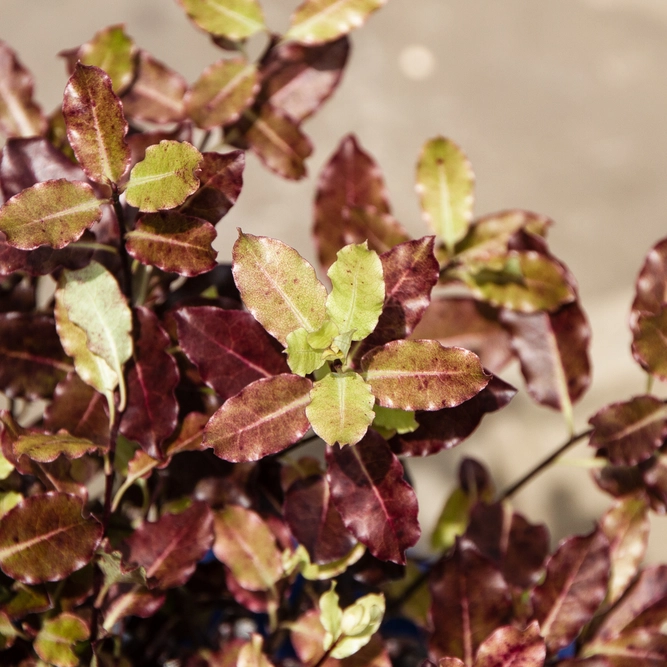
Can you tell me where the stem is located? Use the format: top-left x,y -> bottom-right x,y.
198,130 -> 212,152
497,428 -> 593,502
646,372 -> 654,395
111,187 -> 133,302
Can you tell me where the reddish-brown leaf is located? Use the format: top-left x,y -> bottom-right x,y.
175,306 -> 289,400
474,622 -> 546,667
122,501 -> 214,589
631,237 -> 667,319
102,587 -> 165,629
631,307 -> 667,380
119,307 -> 180,458
531,529 -> 610,654
326,431 -> 420,564
585,629 -> 667,667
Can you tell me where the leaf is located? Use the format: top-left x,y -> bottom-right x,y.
314,135 -> 394,272
0,179 -> 102,250
474,622 -> 546,667
179,0 -> 267,41
631,237 -> 667,320
600,495 -> 650,605
0,313 -> 71,399
327,431 -> 420,564
232,231 -> 328,345
13,432 -> 103,463
3,581 -> 52,620
286,0 -> 387,45
122,501 -> 214,589
34,612 -> 89,667
175,306 -> 290,400
429,542 -> 512,663
121,50 -> 187,124
212,504 -> 283,591
307,372 -> 375,446
631,308 -> 667,380
204,374 -> 312,461
124,140 -> 202,212
119,307 -> 180,459
102,588 -> 165,632
411,297 -> 514,373
431,488 -> 472,553
0,492 -> 103,584
326,241 -> 385,341
584,629 -> 667,667
0,41 -> 46,138
259,37 -> 349,123
589,396 -> 667,466
186,57 -> 259,129
416,137 -> 474,252
531,529 -> 611,654
372,405 -> 418,436
500,301 -> 591,419
286,326 -> 329,376
126,212 -> 217,277
59,262 -> 132,413
333,592 -> 385,659
284,474 -> 356,563
63,63 -> 130,185
77,24 -> 136,93
362,339 -> 490,411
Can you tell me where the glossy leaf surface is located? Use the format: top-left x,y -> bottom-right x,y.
327,431 -> 420,564
0,492 -> 103,584
362,339 -> 489,411
204,374 -> 312,461
0,179 -> 102,250
125,140 -> 202,212
126,212 -> 217,277
63,63 -> 130,185
179,0 -> 267,40
34,612 -> 89,667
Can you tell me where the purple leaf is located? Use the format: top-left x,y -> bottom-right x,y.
531,529 -> 611,654
474,622 -> 546,667
631,237 -> 667,318
121,501 -> 214,589
326,431 -> 420,564
119,307 -> 180,458
175,306 -> 289,400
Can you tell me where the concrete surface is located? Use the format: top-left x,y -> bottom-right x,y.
3,0 -> 667,559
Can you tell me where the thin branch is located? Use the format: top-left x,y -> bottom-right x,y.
497,428 -> 593,502
198,129 -> 212,152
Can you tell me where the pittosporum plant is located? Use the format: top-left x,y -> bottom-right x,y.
1,1 -> 667,666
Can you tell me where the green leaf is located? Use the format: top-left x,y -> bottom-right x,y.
34,612 -> 89,667
416,136 -> 474,252
319,582 -> 343,644
306,372 -> 375,446
285,0 -> 387,45
362,339 -> 490,411
0,179 -> 102,250
0,492 -> 22,518
232,232 -> 328,345
59,262 -> 132,411
286,328 -> 328,376
13,433 -> 104,464
124,140 -> 202,212
334,592 -> 384,659
0,450 -> 14,481
78,25 -> 136,93
63,63 -> 130,185
431,487 -> 471,551
285,542 -> 365,581
372,405 -> 418,437
179,0 -> 267,40
326,241 -> 384,342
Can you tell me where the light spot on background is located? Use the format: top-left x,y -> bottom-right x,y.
399,44 -> 436,81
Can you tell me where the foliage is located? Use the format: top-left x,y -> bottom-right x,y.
0,1 -> 666,666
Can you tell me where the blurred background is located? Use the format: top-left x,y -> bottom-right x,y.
3,0 -> 667,558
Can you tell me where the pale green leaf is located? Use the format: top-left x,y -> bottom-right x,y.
232,232 -> 328,345
59,262 -> 132,410
326,241 -> 384,342
285,0 -> 386,45
306,371 -> 375,446
0,451 -> 13,481
372,405 -> 418,437
285,543 -> 365,581
431,487 -> 472,551
416,136 -> 474,252
13,433 -> 104,463
319,582 -> 343,646
180,0 -> 267,40
34,613 -> 89,667
286,328 -> 327,376
78,25 -> 136,93
124,140 -> 202,212
0,492 -> 22,519
333,592 -> 384,659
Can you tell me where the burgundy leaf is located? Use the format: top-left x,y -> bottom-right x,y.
391,375 -> 516,456
225,569 -> 272,613
44,372 -> 110,447
585,629 -> 667,667
284,474 -> 356,564
175,306 -> 289,400
589,395 -> 667,466
500,301 -> 591,411
102,586 -> 165,627
631,237 -> 667,319
0,137 -> 86,199
119,307 -> 180,458
0,492 -> 103,584
314,134 -> 394,271
0,313 -> 72,399
631,307 -> 667,380
474,622 -> 546,667
259,37 -> 350,123
429,542 -> 512,663
126,212 -> 217,277
326,431 -> 420,564
411,298 -> 514,374
531,529 -> 611,654
122,501 -> 214,589
179,150 -> 244,224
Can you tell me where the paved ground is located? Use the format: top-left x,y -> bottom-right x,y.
3,0 -> 667,558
